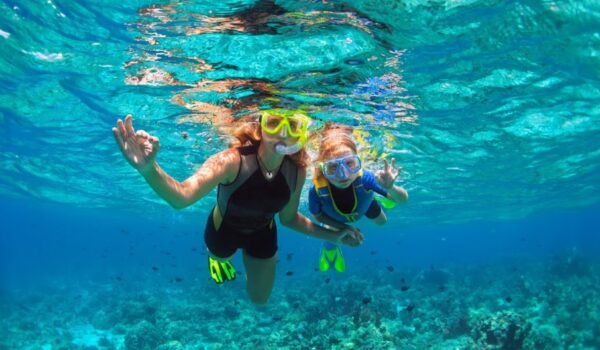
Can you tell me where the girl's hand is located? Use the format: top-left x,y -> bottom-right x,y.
376,158 -> 400,189
112,115 -> 160,174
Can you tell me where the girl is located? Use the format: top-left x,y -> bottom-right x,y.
308,125 -> 408,272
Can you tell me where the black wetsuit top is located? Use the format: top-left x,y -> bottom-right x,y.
205,144 -> 297,259
217,144 -> 297,232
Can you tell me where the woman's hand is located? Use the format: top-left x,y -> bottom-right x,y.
375,158 -> 400,189
112,115 -> 160,174
338,226 -> 364,247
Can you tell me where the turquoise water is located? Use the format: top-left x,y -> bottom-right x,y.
1,0 -> 600,349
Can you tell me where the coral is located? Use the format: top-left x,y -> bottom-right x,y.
470,310 -> 532,350
523,324 -> 561,350
91,310 -> 116,330
124,320 -> 163,350
156,340 -> 184,350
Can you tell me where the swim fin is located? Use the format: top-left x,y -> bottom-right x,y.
319,243 -> 346,273
208,256 -> 236,284
375,195 -> 397,209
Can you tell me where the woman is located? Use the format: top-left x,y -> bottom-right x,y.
309,125 -> 408,273
112,111 -> 362,304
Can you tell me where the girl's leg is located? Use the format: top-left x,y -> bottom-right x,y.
243,251 -> 277,305
371,210 -> 387,225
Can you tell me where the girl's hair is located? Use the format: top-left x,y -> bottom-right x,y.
314,124 -> 357,183
227,115 -> 309,169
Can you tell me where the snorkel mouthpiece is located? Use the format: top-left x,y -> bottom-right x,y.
275,141 -> 303,155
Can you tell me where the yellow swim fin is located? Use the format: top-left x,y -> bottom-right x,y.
319,247 -> 331,272
319,244 -> 346,273
208,256 -> 236,284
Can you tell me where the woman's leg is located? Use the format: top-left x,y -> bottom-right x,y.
243,251 -> 277,305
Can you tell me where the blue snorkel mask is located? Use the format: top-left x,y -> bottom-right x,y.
320,155 -> 362,180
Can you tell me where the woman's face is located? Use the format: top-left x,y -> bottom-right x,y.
261,127 -> 301,153
322,146 -> 360,189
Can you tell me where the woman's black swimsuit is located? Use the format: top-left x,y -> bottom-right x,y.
204,144 -> 297,259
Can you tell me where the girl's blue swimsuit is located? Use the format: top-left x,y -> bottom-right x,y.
308,170 -> 388,224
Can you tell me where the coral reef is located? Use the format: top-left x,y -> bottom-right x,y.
1,258 -> 599,349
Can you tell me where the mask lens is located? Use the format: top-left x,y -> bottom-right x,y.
324,161 -> 339,177
263,115 -> 284,132
287,117 -> 304,136
344,156 -> 360,172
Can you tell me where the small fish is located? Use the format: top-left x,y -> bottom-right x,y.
386,266 -> 394,272
325,278 -> 331,284
181,131 -> 189,140
401,285 -> 410,292
345,59 -> 364,66
370,250 -> 377,255
362,297 -> 372,305
314,268 -> 320,272
152,266 -> 159,272
405,304 -> 415,312
285,271 -> 294,276
505,296 -> 512,303
191,247 -> 198,252
400,277 -> 406,283
115,276 -> 123,282
286,253 -> 293,261
175,277 -> 183,283
171,264 -> 177,268
439,285 -> 446,292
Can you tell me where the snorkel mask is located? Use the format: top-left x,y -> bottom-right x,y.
260,109 -> 310,155
320,155 -> 362,181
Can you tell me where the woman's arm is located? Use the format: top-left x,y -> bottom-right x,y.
279,168 -> 363,246
140,149 -> 239,209
312,212 -> 347,231
313,212 -> 364,240
113,115 -> 239,209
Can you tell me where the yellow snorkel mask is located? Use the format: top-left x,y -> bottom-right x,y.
260,109 -> 310,155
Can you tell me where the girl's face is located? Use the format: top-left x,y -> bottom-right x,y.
322,146 -> 360,189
